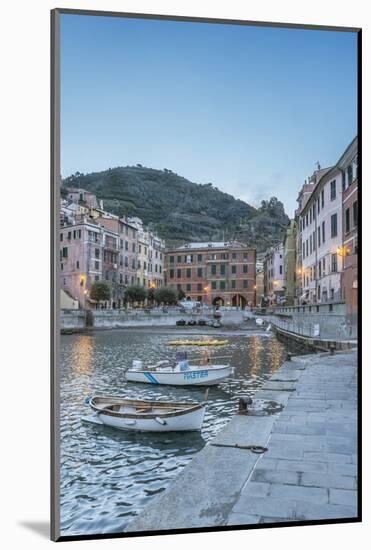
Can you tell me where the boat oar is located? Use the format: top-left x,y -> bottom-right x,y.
203,388 -> 210,403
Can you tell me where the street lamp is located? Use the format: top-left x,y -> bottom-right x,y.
337,246 -> 349,257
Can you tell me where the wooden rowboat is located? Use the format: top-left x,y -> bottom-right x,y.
84,396 -> 206,432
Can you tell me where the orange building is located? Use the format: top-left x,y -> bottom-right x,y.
165,241 -> 256,307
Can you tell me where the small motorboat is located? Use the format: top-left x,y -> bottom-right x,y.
125,353 -> 233,386
167,339 -> 228,346
83,395 -> 206,432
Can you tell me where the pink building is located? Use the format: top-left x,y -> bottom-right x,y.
66,188 -> 99,209
60,218 -> 104,309
97,215 -> 138,305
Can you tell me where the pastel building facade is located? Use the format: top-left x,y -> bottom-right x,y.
264,242 -> 285,304
338,137 -> 358,324
146,233 -> 165,289
66,188 -> 100,209
97,215 -> 138,289
283,220 -> 297,305
299,166 -> 343,303
130,218 -> 165,288
60,218 -> 104,309
294,167 -> 330,302
134,221 -> 151,287
165,242 -> 256,307
255,254 -> 265,305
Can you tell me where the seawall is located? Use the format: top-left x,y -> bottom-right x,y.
60,309 -> 246,331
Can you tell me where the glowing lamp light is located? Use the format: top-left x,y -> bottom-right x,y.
337,246 -> 348,257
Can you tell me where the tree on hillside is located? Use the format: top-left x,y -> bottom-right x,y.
125,285 -> 147,305
259,197 -> 287,221
154,287 -> 179,305
90,281 -> 111,307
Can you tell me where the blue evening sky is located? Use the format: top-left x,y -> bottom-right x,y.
60,14 -> 357,216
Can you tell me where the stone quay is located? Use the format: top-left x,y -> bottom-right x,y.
125,349 -> 358,532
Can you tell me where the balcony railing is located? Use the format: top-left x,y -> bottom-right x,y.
104,242 -> 119,252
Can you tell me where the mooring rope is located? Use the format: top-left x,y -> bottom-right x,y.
210,443 -> 268,454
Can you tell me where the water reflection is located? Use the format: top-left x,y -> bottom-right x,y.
248,335 -> 263,378
60,329 -> 287,536
71,335 -> 95,376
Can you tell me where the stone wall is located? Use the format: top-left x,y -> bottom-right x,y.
269,301 -> 357,340
60,309 -> 86,329
60,309 -> 245,330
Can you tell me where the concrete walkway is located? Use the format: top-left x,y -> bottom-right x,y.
125,351 -> 358,532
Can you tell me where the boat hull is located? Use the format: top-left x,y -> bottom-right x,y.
87,396 -> 206,432
126,365 -> 233,386
89,406 -> 205,432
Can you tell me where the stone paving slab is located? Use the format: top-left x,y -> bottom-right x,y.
125,414 -> 277,532
125,351 -> 358,532
229,350 -> 358,524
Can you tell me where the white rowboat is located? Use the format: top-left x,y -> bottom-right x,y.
125,364 -> 233,386
86,396 -> 206,432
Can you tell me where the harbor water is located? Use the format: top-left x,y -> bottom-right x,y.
60,328 -> 287,536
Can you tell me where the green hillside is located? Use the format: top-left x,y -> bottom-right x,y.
62,166 -> 289,251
